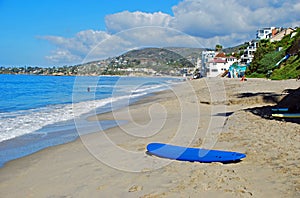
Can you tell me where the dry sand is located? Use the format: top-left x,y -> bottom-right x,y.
0,78 -> 299,197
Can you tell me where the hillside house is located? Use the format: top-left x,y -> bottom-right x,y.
270,28 -> 295,42
241,40 -> 259,65
256,27 -> 277,39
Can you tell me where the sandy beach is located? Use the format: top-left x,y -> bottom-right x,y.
0,78 -> 299,197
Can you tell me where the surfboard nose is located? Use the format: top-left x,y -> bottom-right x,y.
235,153 -> 246,159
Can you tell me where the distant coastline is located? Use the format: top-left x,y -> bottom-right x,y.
0,71 -> 180,78
0,64 -> 184,77
0,47 -> 203,77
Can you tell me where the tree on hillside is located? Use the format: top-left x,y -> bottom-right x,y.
246,40 -> 276,74
246,28 -> 300,79
215,44 -> 223,52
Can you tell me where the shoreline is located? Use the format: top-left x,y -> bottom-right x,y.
0,75 -> 182,167
0,78 -> 299,197
0,85 -> 175,169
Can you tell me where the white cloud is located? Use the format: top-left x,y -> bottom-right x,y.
40,30 -> 111,64
171,0 -> 252,37
82,27 -> 207,63
171,0 -> 300,38
41,27 -> 207,65
42,30 -> 110,54
42,0 -> 300,65
45,49 -> 82,63
105,11 -> 173,33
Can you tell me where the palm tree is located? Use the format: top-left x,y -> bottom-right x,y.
215,44 -> 223,52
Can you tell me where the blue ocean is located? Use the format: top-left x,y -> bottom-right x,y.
0,74 -> 181,167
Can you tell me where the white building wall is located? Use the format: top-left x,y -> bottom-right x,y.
256,27 -> 275,40
241,40 -> 259,65
201,51 -> 216,77
207,61 -> 232,77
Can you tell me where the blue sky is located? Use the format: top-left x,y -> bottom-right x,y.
0,0 -> 299,67
0,0 -> 179,66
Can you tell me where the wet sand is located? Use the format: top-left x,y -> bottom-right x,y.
0,78 -> 299,197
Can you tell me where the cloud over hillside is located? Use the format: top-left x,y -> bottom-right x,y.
41,0 -> 300,64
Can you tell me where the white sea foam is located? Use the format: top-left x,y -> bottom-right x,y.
0,91 -> 148,142
0,78 -> 180,142
131,84 -> 167,94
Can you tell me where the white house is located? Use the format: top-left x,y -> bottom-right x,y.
256,27 -> 276,40
201,51 -> 216,77
206,53 -> 237,77
270,28 -> 295,42
243,27 -> 293,65
241,40 -> 259,65
226,56 -> 237,66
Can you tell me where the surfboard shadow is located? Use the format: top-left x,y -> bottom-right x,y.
244,87 -> 300,124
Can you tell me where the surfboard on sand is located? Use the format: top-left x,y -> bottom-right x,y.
146,143 -> 246,163
271,108 -> 289,112
272,113 -> 300,118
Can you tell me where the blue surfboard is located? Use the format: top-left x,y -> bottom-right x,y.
271,108 -> 289,112
146,143 -> 246,163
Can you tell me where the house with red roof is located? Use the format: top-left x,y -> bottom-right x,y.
206,52 -> 237,77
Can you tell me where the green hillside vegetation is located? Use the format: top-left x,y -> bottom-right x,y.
119,47 -> 195,68
247,28 -> 300,79
101,48 -> 196,75
0,47 -> 203,76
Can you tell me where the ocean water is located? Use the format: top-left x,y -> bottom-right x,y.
0,74 -> 181,167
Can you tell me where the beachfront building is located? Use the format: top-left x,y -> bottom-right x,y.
201,50 -> 216,77
205,52 -> 237,77
206,58 -> 227,77
240,40 -> 259,65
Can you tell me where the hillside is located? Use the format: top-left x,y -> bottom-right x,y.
0,47 -> 215,76
119,47 -> 196,67
165,47 -> 207,62
79,46 -> 245,76
76,47 -> 202,76
247,28 -> 300,79
1,45 -> 244,76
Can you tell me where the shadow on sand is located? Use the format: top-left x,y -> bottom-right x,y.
244,87 -> 300,124
236,92 -> 284,103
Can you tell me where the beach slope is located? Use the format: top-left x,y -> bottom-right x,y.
0,78 -> 299,197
